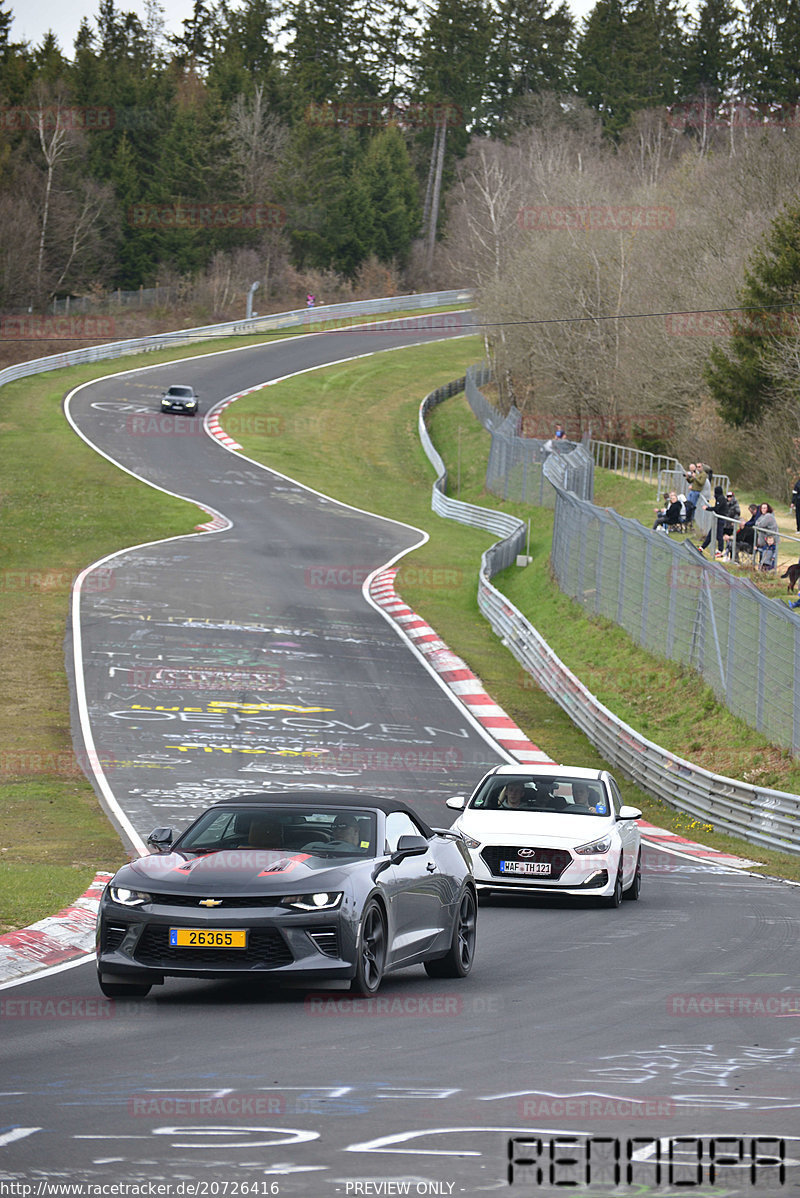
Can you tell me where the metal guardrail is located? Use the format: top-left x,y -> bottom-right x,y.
419,374 -> 800,857
0,290 -> 475,392
591,440 -> 681,487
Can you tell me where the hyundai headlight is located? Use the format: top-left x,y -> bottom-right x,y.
574,837 -> 612,855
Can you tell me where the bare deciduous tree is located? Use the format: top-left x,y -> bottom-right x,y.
227,85 -> 288,200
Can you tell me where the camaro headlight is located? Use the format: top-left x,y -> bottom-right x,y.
280,892 -> 343,912
109,886 -> 151,907
574,837 -> 612,855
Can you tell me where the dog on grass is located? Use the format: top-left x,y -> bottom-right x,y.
781,562 -> 800,591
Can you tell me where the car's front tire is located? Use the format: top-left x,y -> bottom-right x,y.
97,970 -> 152,998
602,866 -> 623,908
425,887 -> 477,979
350,900 -> 387,996
623,851 -> 642,901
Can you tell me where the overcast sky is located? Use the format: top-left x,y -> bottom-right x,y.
19,0 -> 599,57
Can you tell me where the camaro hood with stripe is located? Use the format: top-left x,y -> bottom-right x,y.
116,850 -> 360,891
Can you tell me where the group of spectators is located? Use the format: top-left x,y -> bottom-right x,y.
724,501 -> 779,569
652,463 -> 782,572
652,461 -> 713,533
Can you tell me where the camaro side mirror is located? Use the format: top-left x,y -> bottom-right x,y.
618,806 -> 642,820
391,834 -> 429,862
445,796 -> 466,811
147,827 -> 174,851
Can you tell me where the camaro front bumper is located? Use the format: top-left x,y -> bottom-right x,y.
96,901 -> 359,985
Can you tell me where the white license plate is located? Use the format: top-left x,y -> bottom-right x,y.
500,861 -> 551,875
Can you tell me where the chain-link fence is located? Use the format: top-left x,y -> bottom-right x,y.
551,486 -> 800,756
465,364 -> 594,505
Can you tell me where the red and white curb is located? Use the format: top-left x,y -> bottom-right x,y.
0,872 -> 111,985
194,509 -> 230,532
635,824 -> 761,870
368,567 -> 761,872
370,567 -> 551,765
206,397 -> 243,451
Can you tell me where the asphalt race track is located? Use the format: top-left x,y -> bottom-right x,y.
2,316 -> 800,1196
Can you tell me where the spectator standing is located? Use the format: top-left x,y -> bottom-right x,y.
754,502 -> 779,568
791,479 -> 800,531
684,464 -> 703,524
699,485 -> 730,556
699,463 -> 713,508
725,490 -> 741,523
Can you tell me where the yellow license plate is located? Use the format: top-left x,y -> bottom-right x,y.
169,928 -> 247,948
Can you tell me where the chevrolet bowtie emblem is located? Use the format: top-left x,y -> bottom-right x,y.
198,898 -> 222,907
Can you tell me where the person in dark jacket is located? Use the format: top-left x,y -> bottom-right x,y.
653,491 -> 682,531
699,485 -> 730,556
727,504 -> 759,560
725,490 -> 741,523
791,480 -> 800,531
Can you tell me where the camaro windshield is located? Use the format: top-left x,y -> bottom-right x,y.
175,807 -> 378,857
468,777 -> 610,816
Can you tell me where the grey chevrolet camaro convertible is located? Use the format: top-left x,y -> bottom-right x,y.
96,791 -> 477,998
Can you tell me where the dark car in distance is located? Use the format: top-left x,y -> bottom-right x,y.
160,384 -> 198,415
96,791 -> 477,999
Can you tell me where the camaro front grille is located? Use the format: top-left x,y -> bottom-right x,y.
134,926 -> 293,968
147,893 -> 282,908
480,845 -> 573,881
